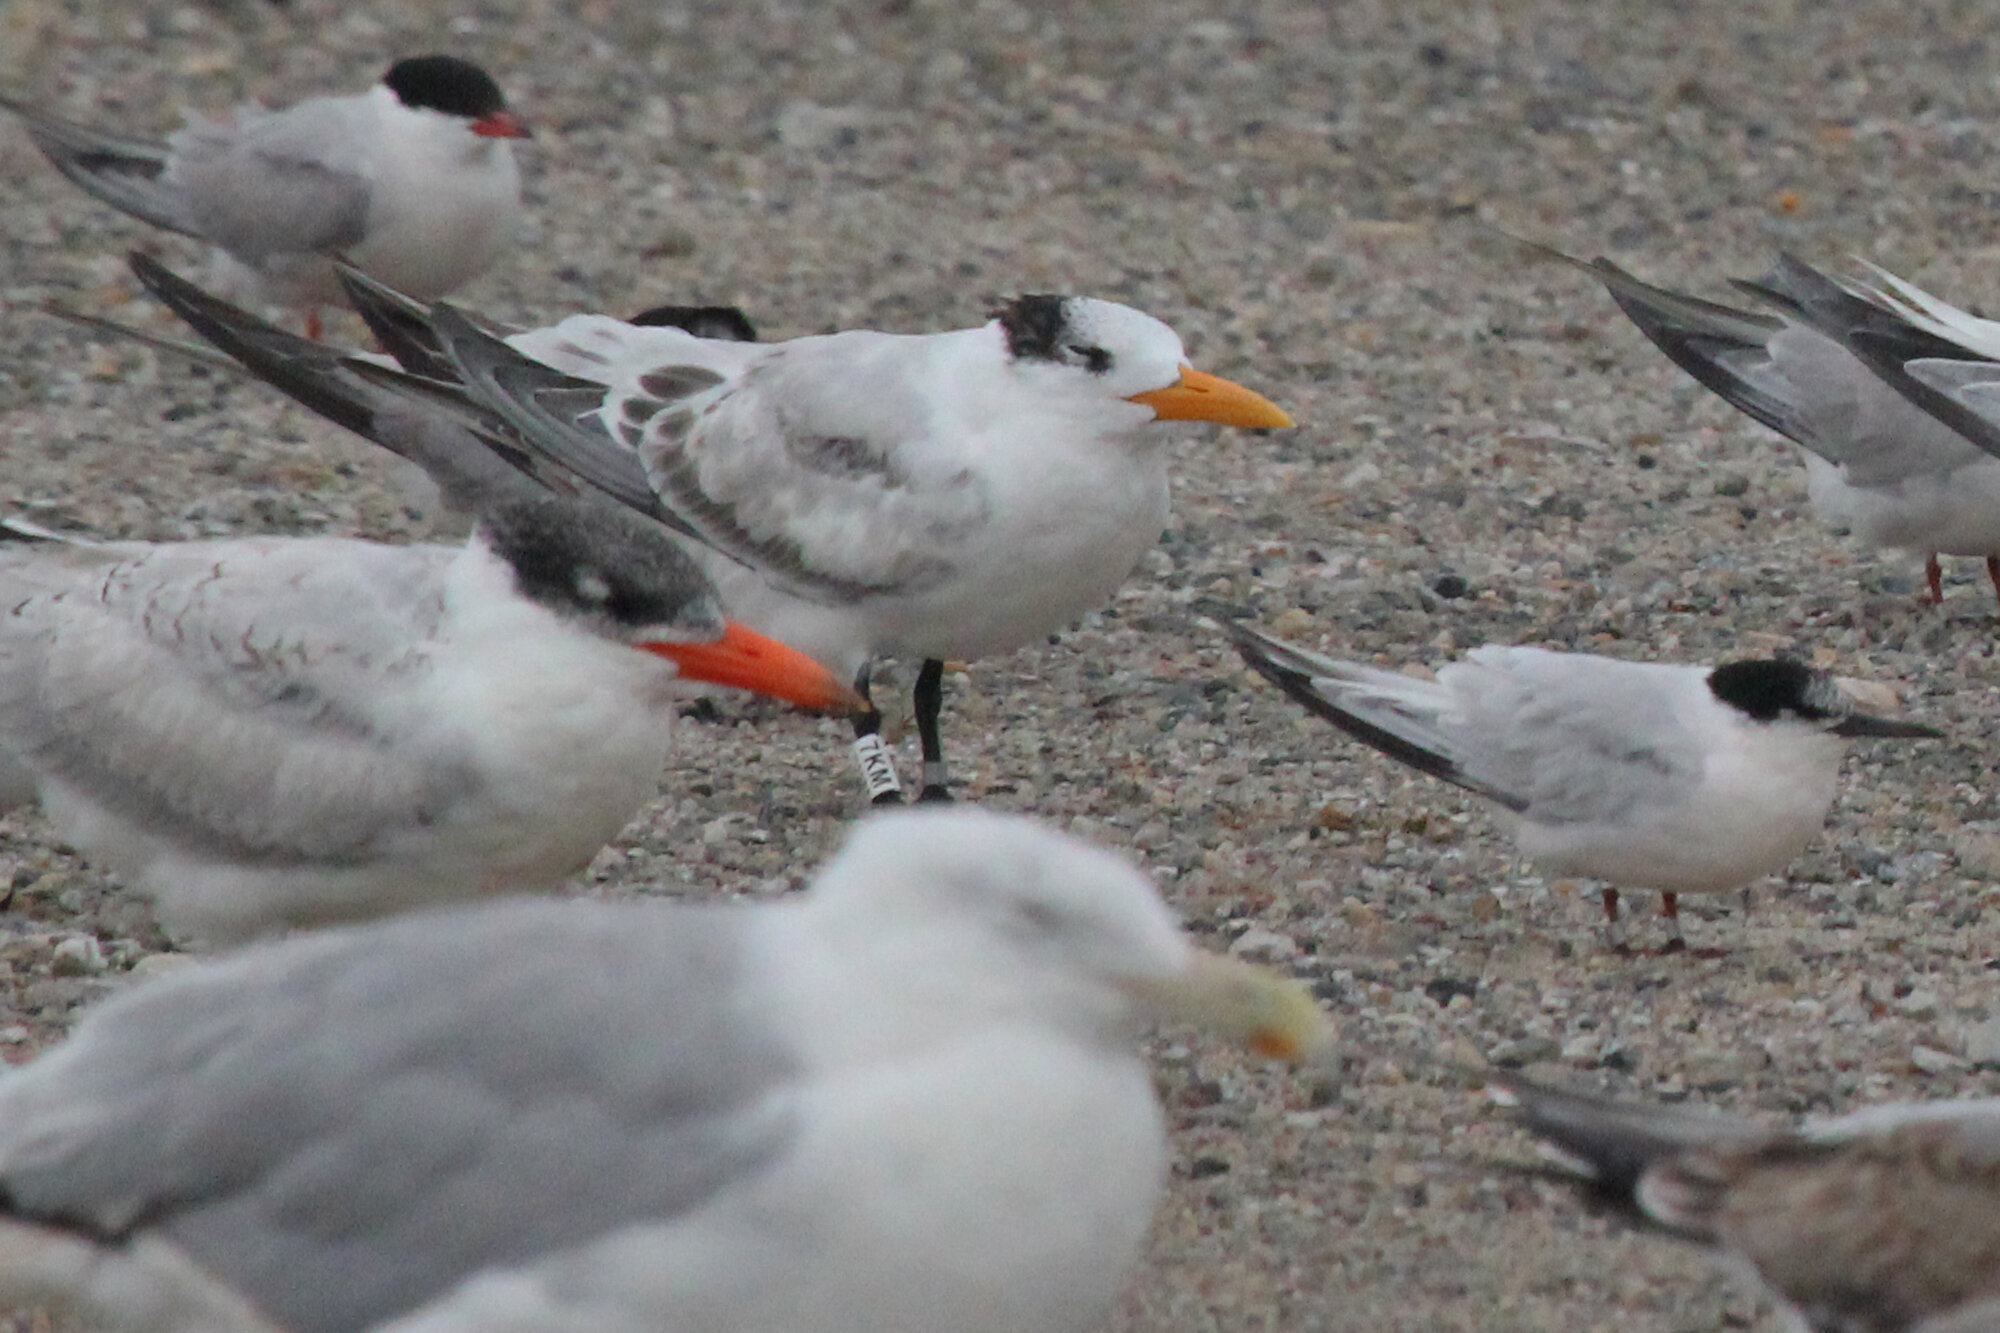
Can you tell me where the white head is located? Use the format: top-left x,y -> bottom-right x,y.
802,809 -> 1332,1060
991,296 -> 1294,433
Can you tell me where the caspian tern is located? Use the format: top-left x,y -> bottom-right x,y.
0,297 -> 856,944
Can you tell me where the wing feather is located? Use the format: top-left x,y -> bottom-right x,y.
0,540 -> 482,862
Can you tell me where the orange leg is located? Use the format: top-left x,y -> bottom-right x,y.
1924,553 -> 1945,605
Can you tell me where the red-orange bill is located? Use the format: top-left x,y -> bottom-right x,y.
640,621 -> 862,714
472,109 -> 533,139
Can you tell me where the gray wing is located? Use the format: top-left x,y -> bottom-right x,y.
0,899 -> 799,1333
1582,254 -> 1996,487
1228,629 -> 1701,825
166,102 -> 371,261
1226,622 -> 1526,809
130,252 -> 607,515
1444,649 -> 1706,827
1737,253 -> 2000,472
0,537 -> 486,862
619,348 -> 988,601
445,311 -> 987,605
1,92 -> 198,234
1488,1072 -> 1767,1239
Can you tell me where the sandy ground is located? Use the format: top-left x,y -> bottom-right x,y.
4,0 -> 2000,1328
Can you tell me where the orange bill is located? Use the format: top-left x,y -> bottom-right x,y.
640,622 -> 863,714
1127,366 -> 1294,428
473,109 -> 534,139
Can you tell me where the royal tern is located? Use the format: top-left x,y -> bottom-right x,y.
0,808 -> 1331,1333
136,255 -> 1294,803
1536,244 -> 2000,609
1227,621 -> 1939,949
1491,1071 -> 2000,1332
321,268 -> 1295,803
0,300 -> 855,944
4,55 -> 529,337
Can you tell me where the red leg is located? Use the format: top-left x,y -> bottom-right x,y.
1601,886 -> 1632,954
304,309 -> 324,342
1659,891 -> 1685,953
1925,553 -> 1944,606
1987,555 -> 2000,613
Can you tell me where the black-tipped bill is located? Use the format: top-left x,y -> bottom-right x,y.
1830,713 -> 1943,740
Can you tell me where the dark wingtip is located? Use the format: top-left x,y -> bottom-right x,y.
129,250 -> 387,441
334,262 -> 460,380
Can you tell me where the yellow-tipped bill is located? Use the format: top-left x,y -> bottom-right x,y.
1127,366 -> 1295,429
1132,951 -> 1337,1064
640,621 -> 864,714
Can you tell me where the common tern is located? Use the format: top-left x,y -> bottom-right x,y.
157,259 -> 1296,805
0,809 -> 1331,1333
4,55 -> 529,337
0,293 -> 855,944
1491,1071 -> 2000,1332
1535,244 -> 2000,609
1227,621 -> 1939,949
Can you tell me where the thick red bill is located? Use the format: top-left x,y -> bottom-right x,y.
640,622 -> 862,714
472,109 -> 533,139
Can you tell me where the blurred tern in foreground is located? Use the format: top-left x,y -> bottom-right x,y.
0,282 -> 855,945
1532,242 -> 2000,609
222,263 -> 1296,804
1227,622 -> 1939,950
3,55 -> 529,337
0,808 -> 1333,1333
1491,1071 -> 2000,1332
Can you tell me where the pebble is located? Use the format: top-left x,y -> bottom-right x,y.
1228,928 -> 1299,963
1910,1045 -> 1969,1076
48,935 -> 105,977
1893,989 -> 1942,1021
1488,1036 -> 1560,1068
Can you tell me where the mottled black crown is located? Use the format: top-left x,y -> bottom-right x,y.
1706,658 -> 1843,722
480,494 -> 722,637
994,294 -> 1073,363
628,304 -> 759,342
382,55 -> 509,119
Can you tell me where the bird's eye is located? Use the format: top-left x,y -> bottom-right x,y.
1067,343 -> 1113,374
1013,898 -> 1068,934
574,568 -> 614,605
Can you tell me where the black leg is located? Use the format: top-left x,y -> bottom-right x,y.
913,658 -> 952,803
849,663 -> 903,805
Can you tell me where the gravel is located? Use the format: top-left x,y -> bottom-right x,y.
5,0 -> 2000,1329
